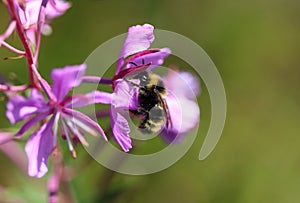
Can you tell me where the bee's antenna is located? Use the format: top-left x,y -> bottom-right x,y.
129,62 -> 138,67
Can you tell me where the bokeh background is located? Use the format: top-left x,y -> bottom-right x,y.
0,0 -> 300,202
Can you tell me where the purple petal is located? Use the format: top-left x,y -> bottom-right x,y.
15,3 -> 26,25
17,0 -> 70,26
112,80 -> 139,110
16,111 -> 50,137
117,24 -> 154,72
161,128 -> 184,144
16,0 -> 41,26
6,89 -> 46,124
46,0 -> 71,19
51,64 -> 86,101
110,107 -> 132,152
6,95 -> 30,124
25,29 -> 36,44
30,88 -> 47,104
164,71 -> 201,99
125,48 -> 171,70
120,24 -> 154,58
25,116 -> 55,178
66,91 -> 112,108
161,93 -> 200,143
110,79 -> 136,151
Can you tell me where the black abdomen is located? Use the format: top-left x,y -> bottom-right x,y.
139,105 -> 165,134
133,72 -> 167,134
138,88 -> 159,111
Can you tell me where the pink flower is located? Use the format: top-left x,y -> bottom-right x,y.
110,24 -> 200,152
16,0 -> 71,43
111,24 -> 171,151
6,64 -> 111,177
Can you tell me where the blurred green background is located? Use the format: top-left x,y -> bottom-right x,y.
1,0 -> 300,202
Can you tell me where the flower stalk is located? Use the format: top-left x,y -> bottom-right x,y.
6,0 -> 38,88
1,41 -> 26,56
34,0 -> 48,63
0,84 -> 28,92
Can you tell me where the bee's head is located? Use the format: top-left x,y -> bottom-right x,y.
134,72 -> 150,87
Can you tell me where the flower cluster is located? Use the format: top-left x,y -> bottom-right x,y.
0,0 -> 200,179
16,0 -> 70,44
6,64 -> 111,177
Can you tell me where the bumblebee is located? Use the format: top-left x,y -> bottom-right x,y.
129,71 -> 171,134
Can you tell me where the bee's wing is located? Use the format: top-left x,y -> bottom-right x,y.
157,92 -> 172,130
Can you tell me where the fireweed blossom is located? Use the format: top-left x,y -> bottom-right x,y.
110,24 -> 200,151
6,64 -> 111,178
15,0 -> 71,43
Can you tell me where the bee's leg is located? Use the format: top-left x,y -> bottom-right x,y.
139,111 -> 149,129
163,100 -> 171,129
164,100 -> 172,130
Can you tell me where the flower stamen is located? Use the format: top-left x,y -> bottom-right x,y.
61,119 -> 76,158
65,119 -> 89,147
71,117 -> 98,137
53,113 -> 60,147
